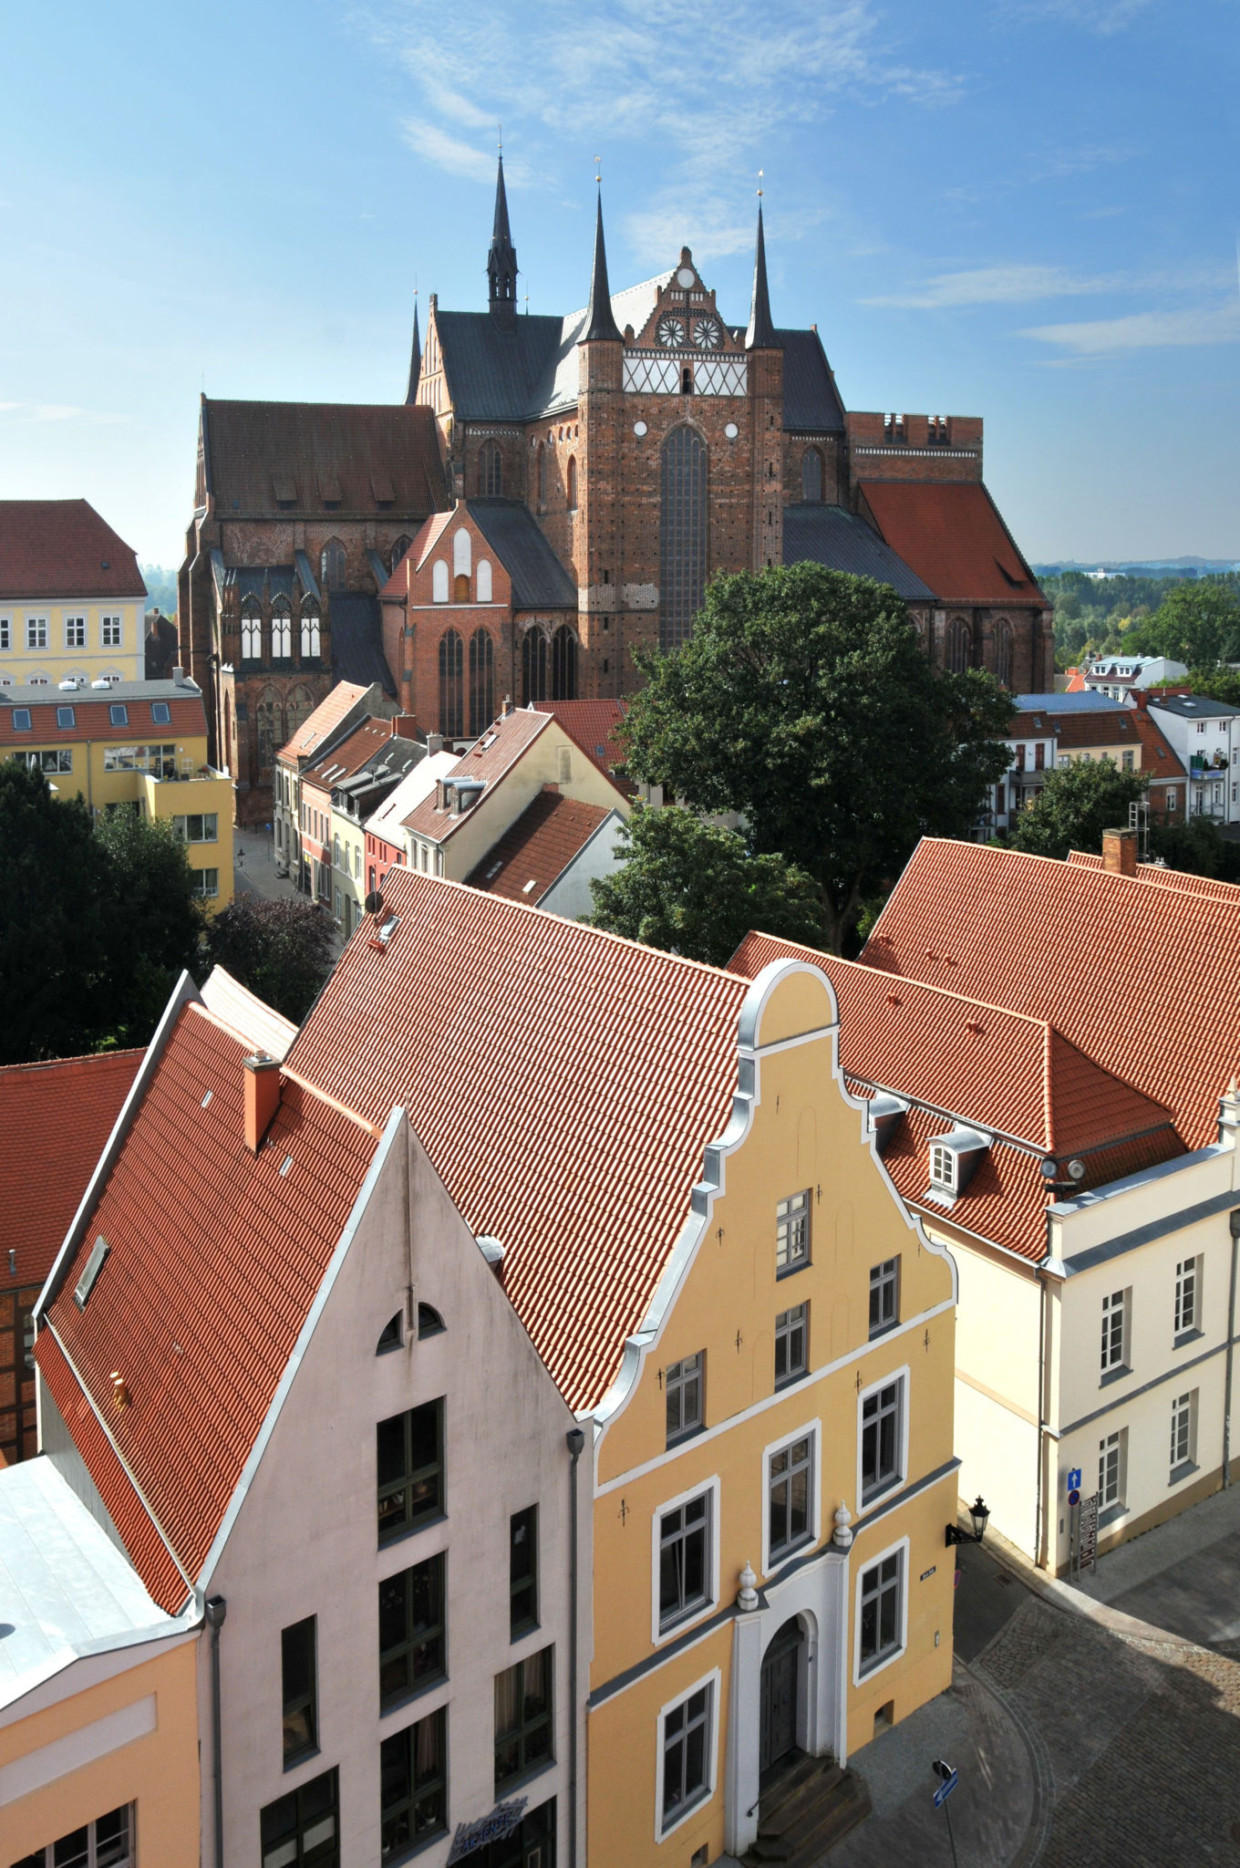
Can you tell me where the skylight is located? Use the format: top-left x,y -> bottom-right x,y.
74,1235 -> 110,1309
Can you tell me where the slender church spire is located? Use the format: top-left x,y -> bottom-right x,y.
582,182 -> 623,343
745,192 -> 777,350
487,148 -> 518,327
405,292 -> 421,403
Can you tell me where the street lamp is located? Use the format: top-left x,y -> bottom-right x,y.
945,1496 -> 991,1547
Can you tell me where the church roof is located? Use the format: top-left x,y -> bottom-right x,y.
468,500 -> 579,610
860,481 -> 1046,608
783,503 -> 933,599
327,591 -> 396,697
778,329 -> 846,433
199,398 -> 444,516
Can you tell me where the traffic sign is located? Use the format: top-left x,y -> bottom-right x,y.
1068,1488 -> 1081,1507
1068,1467 -> 1082,1490
932,1760 -> 959,1807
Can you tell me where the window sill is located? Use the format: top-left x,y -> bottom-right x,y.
379,1674 -> 448,1720
857,1641 -> 905,1683
378,1510 -> 448,1552
1169,1461 -> 1198,1488
494,1755 -> 556,1802
1173,1329 -> 1204,1350
656,1598 -> 716,1645
768,1532 -> 814,1573
1098,1502 -> 1127,1529
861,1476 -> 904,1512
509,1620 -> 542,1646
774,1369 -> 810,1393
868,1320 -> 899,1343
776,1260 -> 811,1282
381,1821 -> 450,1865
1099,1365 -> 1131,1389
666,1422 -> 706,1452
659,1782 -> 713,1841
282,1744 -> 321,1775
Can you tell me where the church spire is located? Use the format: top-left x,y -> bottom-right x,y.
487,149 -> 518,327
405,293 -> 421,404
745,196 -> 777,350
582,184 -> 623,343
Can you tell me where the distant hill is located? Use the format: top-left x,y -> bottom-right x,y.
140,563 -> 178,618
1034,558 -> 1240,578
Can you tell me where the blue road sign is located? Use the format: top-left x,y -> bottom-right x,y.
1068,1488 -> 1081,1507
933,1769 -> 959,1808
1068,1468 -> 1082,1490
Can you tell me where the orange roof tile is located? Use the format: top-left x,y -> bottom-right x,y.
465,791 -> 613,903
1130,709 -> 1187,781
0,499 -> 146,601
0,1050 -> 142,1295
1065,849 -> 1240,903
289,871 -> 751,1410
860,482 -> 1045,608
533,700 -> 631,787
278,681 -> 368,762
0,694 -> 205,747
863,839 -> 1240,1150
402,710 -> 551,844
301,716 -> 400,795
37,1004 -> 379,1604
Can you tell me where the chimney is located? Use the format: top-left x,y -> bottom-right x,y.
244,1053 -> 281,1153
172,665 -> 185,685
390,715 -> 421,740
502,695 -> 514,717
426,733 -> 444,756
1102,828 -> 1137,877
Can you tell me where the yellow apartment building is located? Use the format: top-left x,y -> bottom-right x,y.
0,677 -> 235,911
0,498 -> 146,688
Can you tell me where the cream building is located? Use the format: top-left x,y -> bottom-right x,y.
0,499 -> 146,688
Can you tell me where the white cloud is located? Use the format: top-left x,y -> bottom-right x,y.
997,0 -> 1154,33
864,263 -> 1123,308
0,402 -> 127,425
399,122 -> 501,184
1021,304 -> 1240,356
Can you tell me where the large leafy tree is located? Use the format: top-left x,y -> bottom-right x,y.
94,809 -> 206,1045
1125,582 -> 1240,665
586,805 -> 826,968
618,565 -> 1014,952
206,894 -> 335,1023
1006,760 -> 1147,862
1177,667 -> 1240,708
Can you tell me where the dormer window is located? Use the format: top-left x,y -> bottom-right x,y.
927,1128 -> 989,1202
867,1093 -> 906,1155
930,1144 -> 956,1192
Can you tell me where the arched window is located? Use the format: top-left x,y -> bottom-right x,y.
537,443 -> 546,511
453,529 -> 471,577
993,619 -> 1013,689
390,535 -> 413,573
946,617 -> 971,675
439,628 -> 464,738
567,457 -> 578,511
551,625 -> 578,701
479,441 -> 502,497
376,1313 -> 402,1353
256,689 -> 280,773
271,598 -> 292,661
801,448 -> 824,503
321,538 -> 347,589
477,560 -> 493,602
286,687 -> 315,743
432,561 -> 449,604
454,573 -> 470,602
468,629 -> 495,736
417,1303 -> 445,1339
300,605 -> 321,660
660,426 -> 707,651
240,599 -> 262,663
522,628 -> 548,706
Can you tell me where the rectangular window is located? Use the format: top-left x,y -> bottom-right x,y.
26,615 -> 48,649
108,703 -> 129,727
774,1303 -> 808,1388
151,700 -> 172,725
665,1350 -> 704,1444
281,1616 -> 318,1764
1170,1391 -> 1197,1479
861,1376 -> 904,1505
658,1490 -> 711,1631
103,743 -> 175,775
768,1431 -> 813,1564
261,1767 -> 339,1868
21,749 -> 72,774
56,705 -> 75,729
1122,749 -> 1134,770
0,617 -> 9,650
15,1804 -> 135,1867
102,614 -> 122,647
377,1399 -> 444,1543
775,1189 -> 811,1275
660,1680 -> 713,1832
858,1547 -> 904,1674
65,614 -> 86,648
1100,1289 -> 1129,1375
869,1258 -> 900,1338
494,1645 -> 554,1792
1034,742 -> 1045,771
380,1706 -> 447,1858
191,868 -> 220,899
11,707 -> 31,731
173,813 -> 219,843
1098,1428 -> 1126,1511
1174,1257 -> 1200,1339
379,1552 -> 446,1707
510,1505 -> 539,1639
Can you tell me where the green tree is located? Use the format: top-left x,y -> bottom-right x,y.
206,894 -> 335,1023
93,809 -> 206,1044
1148,815 -> 1240,884
1178,667 -> 1240,708
1007,760 -> 1147,862
618,565 -> 1014,952
586,806 -> 826,968
1125,582 -> 1240,665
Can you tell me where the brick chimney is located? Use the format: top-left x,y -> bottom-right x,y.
390,714 -> 421,740
244,1053 -> 281,1152
1102,828 -> 1138,877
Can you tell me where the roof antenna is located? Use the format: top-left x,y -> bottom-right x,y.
595,153 -> 602,186
758,167 -> 764,198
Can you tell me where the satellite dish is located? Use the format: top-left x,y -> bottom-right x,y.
1068,1159 -> 1086,1182
364,890 -> 385,917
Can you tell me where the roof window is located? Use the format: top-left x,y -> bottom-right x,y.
867,1092 -> 907,1155
74,1235 -> 110,1309
109,703 -> 129,727
927,1128 -> 989,1202
151,701 -> 171,725
11,708 -> 31,731
57,705 -> 76,729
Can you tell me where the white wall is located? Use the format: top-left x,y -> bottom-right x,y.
539,812 -> 626,923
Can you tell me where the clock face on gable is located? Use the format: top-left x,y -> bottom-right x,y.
656,314 -> 687,349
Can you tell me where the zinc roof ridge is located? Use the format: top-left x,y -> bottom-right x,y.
805,944 -> 1059,1037
186,1003 -> 380,1138
404,713 -> 553,839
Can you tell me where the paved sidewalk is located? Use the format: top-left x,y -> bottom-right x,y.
232,827 -> 302,906
1075,1479 -> 1240,1654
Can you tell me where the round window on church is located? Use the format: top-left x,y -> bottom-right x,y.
725,422 -> 739,440
633,421 -> 648,437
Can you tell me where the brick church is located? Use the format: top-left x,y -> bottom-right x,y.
180,157 -> 1052,822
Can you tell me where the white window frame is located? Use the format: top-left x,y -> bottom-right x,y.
1100,1288 -> 1130,1378
26,614 -> 48,650
1174,1256 -> 1201,1342
856,1365 -> 909,1512
762,1418 -> 820,1576
929,1142 -> 956,1192
775,1188 -> 811,1276
1098,1426 -> 1127,1514
869,1256 -> 900,1338
21,1801 -> 135,1866
65,613 -> 87,648
101,613 -> 123,647
853,1534 -> 909,1686
1169,1390 -> 1197,1480
654,1667 -> 721,1841
650,1474 -> 720,1647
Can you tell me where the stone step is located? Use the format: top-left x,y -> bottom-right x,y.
745,1766 -> 872,1868
785,1776 -> 873,1867
757,1752 -> 831,1822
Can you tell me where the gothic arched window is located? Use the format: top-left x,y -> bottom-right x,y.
660,426 -> 707,651
240,599 -> 262,663
522,628 -> 547,707
551,625 -> 578,701
946,617 -> 971,675
477,560 -> 493,602
567,457 -> 578,512
993,619 -> 1013,689
271,598 -> 292,661
300,604 -> 321,660
454,573 -> 470,602
479,441 -> 503,497
536,443 -> 547,511
801,448 -> 824,503
256,689 -> 281,774
321,538 -> 347,589
468,628 -> 495,736
390,535 -> 413,573
286,686 -> 315,744
439,628 -> 464,738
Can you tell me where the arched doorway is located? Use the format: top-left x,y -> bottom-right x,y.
760,1616 -> 805,1777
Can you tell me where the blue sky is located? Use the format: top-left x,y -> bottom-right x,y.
1,0 -> 1237,567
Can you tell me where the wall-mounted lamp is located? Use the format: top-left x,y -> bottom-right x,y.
945,1496 -> 990,1547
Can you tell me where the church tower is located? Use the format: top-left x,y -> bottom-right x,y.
486,154 -> 519,329
746,200 -> 784,573
578,186 -> 624,696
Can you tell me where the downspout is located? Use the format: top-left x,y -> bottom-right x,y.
205,1595 -> 227,1868
1224,1211 -> 1240,1488
1035,1273 -> 1047,1568
566,1426 -> 585,1868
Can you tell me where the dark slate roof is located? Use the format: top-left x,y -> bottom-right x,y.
783,504 -> 933,600
1148,694 -> 1238,719
779,329 -> 845,433
468,501 -> 579,611
223,565 -> 296,603
201,399 -> 445,516
329,592 -> 396,696
433,313 -> 565,423
1012,691 -> 1128,714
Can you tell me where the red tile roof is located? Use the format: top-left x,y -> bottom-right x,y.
301,716 -> 400,796
465,791 -> 613,903
402,710 -> 551,844
278,681 -> 368,763
1065,849 -> 1240,902
863,839 -> 1240,1150
860,482 -> 1045,608
534,701 -> 630,786
1129,709 -> 1187,782
1009,710 -> 1139,751
36,1004 -> 379,1607
0,500 -> 146,600
289,871 -> 751,1410
0,693 -> 206,746
0,1050 -> 142,1295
